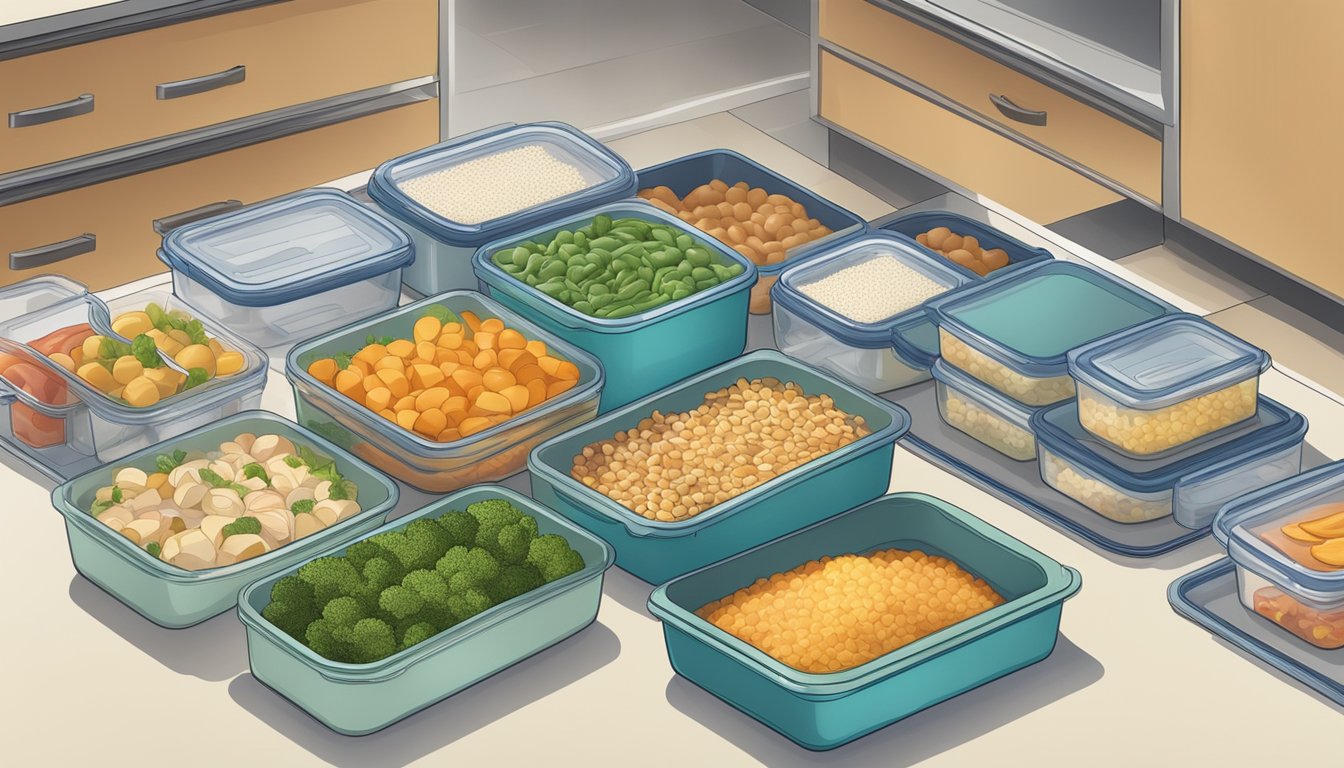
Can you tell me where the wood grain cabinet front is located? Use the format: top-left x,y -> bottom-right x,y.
0,0 -> 437,176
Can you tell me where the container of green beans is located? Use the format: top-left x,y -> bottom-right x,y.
473,202 -> 757,412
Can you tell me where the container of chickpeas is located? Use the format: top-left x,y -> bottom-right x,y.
875,209 -> 1053,280
369,122 -> 636,297
527,350 -> 910,583
1032,397 -> 1306,527
931,358 -> 1039,461
647,492 -> 1081,750
635,150 -> 866,314
1068,314 -> 1270,458
0,276 -> 267,480
286,290 -> 603,493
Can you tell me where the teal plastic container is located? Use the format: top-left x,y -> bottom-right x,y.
473,202 -> 758,412
648,492 -> 1082,750
237,485 -> 614,735
50,411 -> 400,628
528,350 -> 910,583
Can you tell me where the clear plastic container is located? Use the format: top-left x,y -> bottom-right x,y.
928,261 -> 1176,406
647,492 -> 1081,750
50,410 -> 399,627
771,233 -> 974,392
473,202 -> 757,412
634,149 -> 867,314
875,209 -> 1054,281
286,291 -> 602,493
237,484 -> 614,735
368,122 -> 636,297
527,350 -> 910,583
1032,397 -> 1307,526
1069,313 -> 1269,457
931,358 -> 1037,461
158,189 -> 412,362
0,277 -> 267,480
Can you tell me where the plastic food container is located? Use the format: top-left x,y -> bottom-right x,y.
1032,397 -> 1306,527
0,277 -> 267,480
635,149 -> 866,314
238,484 -> 613,734
931,358 -> 1038,461
1069,313 -> 1269,458
771,233 -> 974,392
876,209 -> 1053,279
286,290 -> 602,493
474,202 -> 757,412
158,189 -> 412,360
50,411 -> 398,628
368,122 -> 637,297
528,350 -> 910,583
928,260 -> 1176,406
648,492 -> 1081,750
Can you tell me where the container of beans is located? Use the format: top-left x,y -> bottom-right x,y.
0,276 -> 267,480
634,149 -> 866,315
1068,314 -> 1270,458
647,491 -> 1081,750
158,188 -> 413,363
474,203 -> 757,412
931,358 -> 1038,461
368,122 -> 637,297
927,260 -> 1176,406
286,290 -> 602,493
875,209 -> 1052,280
527,350 -> 909,583
771,233 -> 973,393
1032,397 -> 1306,527
1214,462 -> 1344,649
50,410 -> 399,627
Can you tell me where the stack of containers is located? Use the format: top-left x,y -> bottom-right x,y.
368,122 -> 637,297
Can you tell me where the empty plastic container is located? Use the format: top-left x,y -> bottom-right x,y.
158,188 -> 412,361
368,122 -> 637,297
50,410 -> 399,627
1033,397 -> 1307,527
771,233 -> 974,392
635,149 -> 866,314
1069,313 -> 1269,458
648,492 -> 1081,750
932,358 -> 1038,461
237,484 -> 613,734
474,202 -> 757,412
875,209 -> 1053,279
928,260 -> 1177,406
527,350 -> 910,583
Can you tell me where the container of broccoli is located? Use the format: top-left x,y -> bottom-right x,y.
237,483 -> 614,735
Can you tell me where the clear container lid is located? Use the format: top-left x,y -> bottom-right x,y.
160,189 -> 412,308
367,122 -> 637,246
927,261 -> 1176,377
1069,314 -> 1269,409
930,358 -> 1035,430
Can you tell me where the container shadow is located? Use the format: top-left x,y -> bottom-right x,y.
664,634 -> 1101,767
601,566 -> 656,619
1088,533 -> 1224,572
67,575 -> 249,681
227,622 -> 620,766
0,446 -> 58,492
384,471 -> 534,523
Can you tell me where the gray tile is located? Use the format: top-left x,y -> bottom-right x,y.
452,28 -> 537,93
741,0 -> 810,32
1208,297 -> 1344,391
1119,241 -> 1265,316
1045,199 -> 1164,260
826,131 -> 950,211
731,90 -> 828,165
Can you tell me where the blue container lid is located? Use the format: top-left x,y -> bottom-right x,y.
1031,396 -> 1306,495
1069,314 -> 1270,410
930,358 -> 1036,430
772,233 -> 974,351
160,189 -> 412,308
927,261 -> 1177,378
367,121 -> 636,247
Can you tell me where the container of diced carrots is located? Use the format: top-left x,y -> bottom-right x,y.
285,290 -> 604,492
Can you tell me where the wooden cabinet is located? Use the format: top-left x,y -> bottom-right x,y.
1181,0 -> 1344,298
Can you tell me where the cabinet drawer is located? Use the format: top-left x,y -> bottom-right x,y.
0,98 -> 438,292
819,50 -> 1120,223
819,0 -> 1161,203
0,0 -> 436,176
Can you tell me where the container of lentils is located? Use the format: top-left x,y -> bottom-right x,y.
474,203 -> 757,412
771,233 -> 975,392
368,122 -> 636,297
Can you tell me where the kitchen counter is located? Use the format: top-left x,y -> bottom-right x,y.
0,0 -> 278,59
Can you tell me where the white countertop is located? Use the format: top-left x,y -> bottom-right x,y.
0,0 -> 123,28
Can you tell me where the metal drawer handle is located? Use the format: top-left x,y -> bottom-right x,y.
153,200 -> 244,236
156,65 -> 246,100
989,93 -> 1047,126
8,94 -> 95,128
10,234 -> 96,270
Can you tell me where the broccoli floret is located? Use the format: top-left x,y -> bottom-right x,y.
468,499 -> 538,564
302,597 -> 399,663
436,545 -> 500,588
362,555 -> 405,595
378,585 -> 424,621
220,516 -> 261,538
400,621 -> 438,650
340,618 -> 398,664
322,595 -> 365,626
488,563 -> 545,603
400,569 -> 455,628
144,541 -> 162,558
344,539 -> 390,572
297,556 -> 364,605
435,510 -> 480,549
369,519 -> 452,572
446,586 -> 493,624
466,498 -> 523,530
262,575 -> 320,641
527,534 -> 586,583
